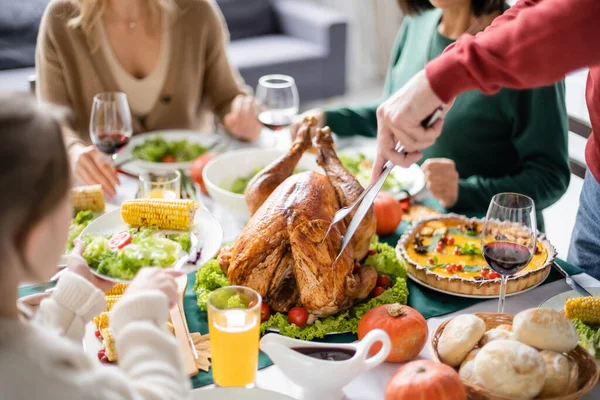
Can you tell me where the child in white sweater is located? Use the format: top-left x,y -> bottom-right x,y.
0,93 -> 191,399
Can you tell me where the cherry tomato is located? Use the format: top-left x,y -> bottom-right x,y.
398,198 -> 411,212
368,249 -> 378,256
97,349 -> 107,362
108,232 -> 132,250
100,355 -> 110,364
261,303 -> 271,322
161,154 -> 176,163
456,264 -> 463,271
489,271 -> 500,279
447,237 -> 455,246
376,275 -> 392,289
288,306 -> 309,327
94,329 -> 103,340
481,268 -> 489,277
446,265 -> 454,273
370,286 -> 386,298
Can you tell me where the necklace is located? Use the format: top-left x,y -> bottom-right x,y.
129,21 -> 136,29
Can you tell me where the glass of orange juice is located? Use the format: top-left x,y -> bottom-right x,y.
139,170 -> 181,199
208,286 -> 261,387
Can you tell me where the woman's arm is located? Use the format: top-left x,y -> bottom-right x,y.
454,83 -> 570,211
201,1 -> 245,121
34,271 -> 106,342
324,20 -> 410,137
426,0 -> 600,102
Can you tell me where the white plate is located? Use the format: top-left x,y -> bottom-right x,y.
114,130 -> 221,176
194,388 -> 295,400
340,147 -> 425,197
407,267 -> 551,299
80,207 -> 223,282
539,287 -> 600,309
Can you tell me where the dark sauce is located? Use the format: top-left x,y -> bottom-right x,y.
292,347 -> 356,361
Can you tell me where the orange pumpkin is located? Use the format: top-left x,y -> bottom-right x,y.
373,193 -> 403,235
385,360 -> 467,400
190,152 -> 218,195
358,303 -> 427,363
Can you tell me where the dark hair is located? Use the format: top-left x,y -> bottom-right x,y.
0,93 -> 71,258
397,0 -> 504,17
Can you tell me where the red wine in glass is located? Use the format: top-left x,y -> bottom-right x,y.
258,110 -> 293,131
93,131 -> 130,155
483,241 -> 533,275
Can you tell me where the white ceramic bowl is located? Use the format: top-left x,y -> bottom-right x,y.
203,148 -> 321,220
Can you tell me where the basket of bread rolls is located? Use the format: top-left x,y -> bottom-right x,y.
431,309 -> 599,400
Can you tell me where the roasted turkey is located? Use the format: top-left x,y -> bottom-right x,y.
218,117 -> 377,317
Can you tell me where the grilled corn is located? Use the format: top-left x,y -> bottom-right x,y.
120,199 -> 198,230
106,283 -> 128,296
71,185 -> 105,212
565,296 -> 600,325
105,295 -> 123,312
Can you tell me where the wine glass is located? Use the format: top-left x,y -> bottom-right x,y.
481,193 -> 537,313
90,92 -> 133,162
255,74 -> 299,147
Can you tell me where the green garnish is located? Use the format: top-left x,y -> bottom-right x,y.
66,210 -> 95,252
339,152 -> 404,191
462,265 -> 483,272
457,243 -> 482,256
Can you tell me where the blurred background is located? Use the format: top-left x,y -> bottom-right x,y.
0,0 -> 591,256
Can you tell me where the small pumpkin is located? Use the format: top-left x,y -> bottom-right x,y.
373,193 -> 403,235
357,303 -> 427,362
385,360 -> 467,400
190,152 -> 218,195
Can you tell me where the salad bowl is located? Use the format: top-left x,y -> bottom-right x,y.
80,207 -> 223,282
203,148 -> 322,221
114,130 -> 221,175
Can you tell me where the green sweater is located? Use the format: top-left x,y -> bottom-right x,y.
325,8 -> 570,230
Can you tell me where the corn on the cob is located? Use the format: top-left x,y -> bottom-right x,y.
565,296 -> 600,325
120,199 -> 198,230
106,283 -> 128,296
71,185 -> 105,212
105,295 -> 123,312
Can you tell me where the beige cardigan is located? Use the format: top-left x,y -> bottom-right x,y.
36,0 -> 245,151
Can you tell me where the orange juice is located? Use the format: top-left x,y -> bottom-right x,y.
145,189 -> 177,199
209,309 -> 260,386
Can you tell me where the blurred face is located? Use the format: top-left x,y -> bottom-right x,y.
22,196 -> 71,282
429,0 -> 471,9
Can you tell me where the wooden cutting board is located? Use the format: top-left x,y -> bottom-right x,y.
169,274 -> 199,377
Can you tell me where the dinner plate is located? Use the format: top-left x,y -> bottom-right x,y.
406,266 -> 550,299
80,206 -> 223,282
114,130 -> 222,176
539,287 -> 600,309
194,388 -> 295,400
340,147 -> 425,197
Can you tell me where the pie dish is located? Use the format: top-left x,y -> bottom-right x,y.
396,214 -> 556,297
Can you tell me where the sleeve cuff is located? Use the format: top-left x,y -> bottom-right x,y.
51,271 -> 105,321
110,290 -> 170,335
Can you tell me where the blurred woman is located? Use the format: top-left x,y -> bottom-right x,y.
37,0 -> 261,197
293,0 -> 569,230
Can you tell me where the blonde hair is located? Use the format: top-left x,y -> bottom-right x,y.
68,0 -> 175,40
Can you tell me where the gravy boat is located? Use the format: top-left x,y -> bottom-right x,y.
260,329 -> 390,400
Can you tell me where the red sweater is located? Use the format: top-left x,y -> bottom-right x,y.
425,0 -> 600,182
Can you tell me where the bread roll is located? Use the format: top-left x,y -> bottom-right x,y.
474,340 -> 546,399
458,348 -> 480,385
438,314 -> 485,366
538,350 -> 573,398
496,324 -> 512,332
479,327 -> 513,347
513,308 -> 578,352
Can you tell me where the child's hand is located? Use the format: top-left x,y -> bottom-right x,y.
126,268 -> 183,308
67,240 -> 115,292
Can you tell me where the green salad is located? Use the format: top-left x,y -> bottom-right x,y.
82,227 -> 190,280
339,152 -> 404,192
193,239 -> 409,340
66,210 -> 95,252
571,318 -> 600,360
227,167 -> 306,195
132,137 -> 207,163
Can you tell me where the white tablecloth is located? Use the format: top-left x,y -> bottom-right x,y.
110,131 -> 599,400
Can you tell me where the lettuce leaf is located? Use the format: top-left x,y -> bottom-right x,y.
167,232 -> 192,252
194,260 -> 229,311
364,241 -> 407,281
66,210 -> 95,252
572,318 -> 600,359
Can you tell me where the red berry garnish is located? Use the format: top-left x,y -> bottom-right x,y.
447,237 -> 455,246
446,265 -> 453,273
453,248 -> 461,255
94,329 -> 102,340
100,355 -> 110,364
489,271 -> 500,279
368,249 -> 377,256
428,257 -> 434,264
456,264 -> 463,271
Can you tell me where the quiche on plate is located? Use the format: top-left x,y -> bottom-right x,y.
396,214 -> 556,297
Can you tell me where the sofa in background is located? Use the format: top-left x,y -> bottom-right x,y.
0,0 -> 348,102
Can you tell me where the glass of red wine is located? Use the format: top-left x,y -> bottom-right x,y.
255,75 -> 299,147
90,92 -> 133,162
481,193 -> 537,313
